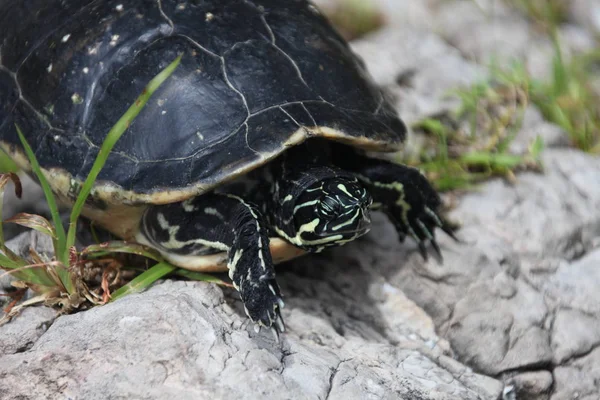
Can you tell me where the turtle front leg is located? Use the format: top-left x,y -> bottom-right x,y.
137,193 -> 285,333
333,151 -> 454,259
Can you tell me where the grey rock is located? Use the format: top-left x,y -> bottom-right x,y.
434,1 -> 596,79
450,149 -> 600,257
552,307 -> 600,364
345,148 -> 600,390
2,3 -> 600,399
5,230 -> 56,261
0,281 -> 502,400
553,347 -> 600,400
351,27 -> 485,125
505,371 -> 553,400
0,270 -> 16,295
436,2 -> 532,61
374,0 -> 439,31
569,0 -> 600,35
0,306 -> 56,355
333,142 -> 600,399
313,0 -> 440,32
0,230 -> 56,298
509,106 -> 569,154
540,249 -> 600,315
446,277 -> 551,375
525,249 -> 600,367
2,173 -> 49,241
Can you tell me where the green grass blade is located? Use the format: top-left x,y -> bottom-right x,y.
0,152 -> 19,173
81,241 -> 164,262
4,213 -> 57,239
15,125 -> 72,292
110,262 -> 177,301
15,126 -> 67,255
0,255 -> 57,286
174,269 -> 233,287
550,35 -> 568,97
461,152 -> 525,169
0,184 -> 5,250
0,252 -> 26,269
64,55 -> 182,263
529,136 -> 545,159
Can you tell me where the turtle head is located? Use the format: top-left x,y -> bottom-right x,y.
290,177 -> 372,250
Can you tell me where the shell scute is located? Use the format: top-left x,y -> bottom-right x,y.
0,0 -> 406,205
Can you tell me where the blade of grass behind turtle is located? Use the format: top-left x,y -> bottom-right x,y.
5,213 -> 57,240
81,241 -> 164,262
0,252 -> 46,287
174,269 -> 233,287
0,292 -> 55,325
460,152 -> 525,170
15,127 -> 66,251
15,125 -> 73,293
529,136 -> 545,160
550,33 -> 568,98
0,261 -> 61,287
64,55 -> 182,264
110,261 -> 177,301
0,252 -> 26,270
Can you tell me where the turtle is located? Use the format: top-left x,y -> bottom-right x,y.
0,0 -> 451,334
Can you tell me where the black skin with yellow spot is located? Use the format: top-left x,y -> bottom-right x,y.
141,142 -> 451,332
141,193 -> 285,331
0,0 -> 452,334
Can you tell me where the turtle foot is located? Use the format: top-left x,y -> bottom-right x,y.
242,277 -> 286,335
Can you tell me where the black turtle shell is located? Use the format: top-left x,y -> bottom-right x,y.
0,0 -> 405,203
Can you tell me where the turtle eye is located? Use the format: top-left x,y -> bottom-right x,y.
318,197 -> 339,218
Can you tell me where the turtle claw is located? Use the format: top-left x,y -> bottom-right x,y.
418,241 -> 429,261
271,326 -> 281,343
254,321 -> 283,343
430,238 -> 443,262
277,297 -> 285,310
393,208 -> 450,262
253,318 -> 283,343
242,278 -> 286,336
425,205 -> 460,243
414,236 -> 443,263
442,224 -> 461,243
275,313 -> 286,333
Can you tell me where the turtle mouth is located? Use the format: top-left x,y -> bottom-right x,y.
352,212 -> 372,237
356,213 -> 372,235
317,208 -> 372,237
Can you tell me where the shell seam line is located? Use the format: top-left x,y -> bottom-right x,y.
156,0 -> 175,33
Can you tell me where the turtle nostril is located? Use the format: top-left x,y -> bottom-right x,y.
357,189 -> 372,207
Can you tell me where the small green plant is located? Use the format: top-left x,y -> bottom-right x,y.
503,0 -> 600,152
406,65 -> 544,191
0,56 -> 228,322
504,0 -> 568,32
410,26 -> 600,191
529,41 -> 600,153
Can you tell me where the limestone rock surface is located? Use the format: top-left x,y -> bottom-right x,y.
2,1 -> 600,399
